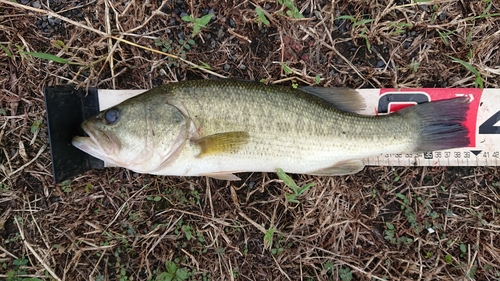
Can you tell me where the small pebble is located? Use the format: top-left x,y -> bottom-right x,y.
217,27 -> 224,39
228,18 -> 236,28
376,60 -> 385,68
418,5 -> 427,11
337,20 -> 347,33
208,8 -> 216,20
224,64 -> 231,71
303,6 -> 311,17
49,196 -> 62,203
178,31 -> 186,40
32,0 -> 41,8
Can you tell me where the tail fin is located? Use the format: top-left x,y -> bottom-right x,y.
400,97 -> 470,152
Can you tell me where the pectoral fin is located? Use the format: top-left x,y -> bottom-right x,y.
194,131 -> 250,157
311,159 -> 365,176
202,172 -> 242,181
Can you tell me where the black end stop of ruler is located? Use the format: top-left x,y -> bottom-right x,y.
44,85 -> 104,183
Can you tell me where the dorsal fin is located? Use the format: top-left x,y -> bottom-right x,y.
299,87 -> 366,113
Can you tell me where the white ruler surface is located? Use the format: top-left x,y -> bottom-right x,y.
98,88 -> 500,167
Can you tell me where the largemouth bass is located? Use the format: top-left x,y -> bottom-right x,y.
72,79 -> 469,180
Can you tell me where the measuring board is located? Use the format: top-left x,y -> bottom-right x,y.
98,88 -> 500,167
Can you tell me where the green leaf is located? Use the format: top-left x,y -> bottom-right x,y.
51,40 -> 67,50
335,15 -> 357,22
299,182 -> 315,193
184,13 -> 214,36
474,76 -> 484,88
278,0 -> 304,19
31,119 -> 43,133
181,15 -> 194,23
191,61 -> 211,70
255,8 -> 270,26
197,14 -> 213,27
156,272 -> 174,281
285,193 -> 299,204
264,227 -> 275,249
359,27 -> 371,52
276,168 -> 298,190
154,39 -> 164,46
0,43 -> 13,59
460,243 -> 467,253
182,225 -> 192,241
449,56 -> 484,88
280,62 -> 293,75
277,168 -> 313,203
176,268 -> 189,280
353,19 -> 374,27
315,75 -> 321,84
166,261 -> 178,274
192,25 -> 201,36
22,51 -> 75,64
395,193 -> 407,202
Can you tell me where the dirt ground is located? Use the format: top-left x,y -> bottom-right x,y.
1,0 -> 499,280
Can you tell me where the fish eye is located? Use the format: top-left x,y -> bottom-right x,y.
104,108 -> 120,125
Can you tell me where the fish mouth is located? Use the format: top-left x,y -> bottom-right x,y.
72,122 -> 120,161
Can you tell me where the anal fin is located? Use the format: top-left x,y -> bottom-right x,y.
310,159 -> 365,176
202,172 -> 242,181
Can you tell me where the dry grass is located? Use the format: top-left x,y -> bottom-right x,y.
1,0 -> 499,280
